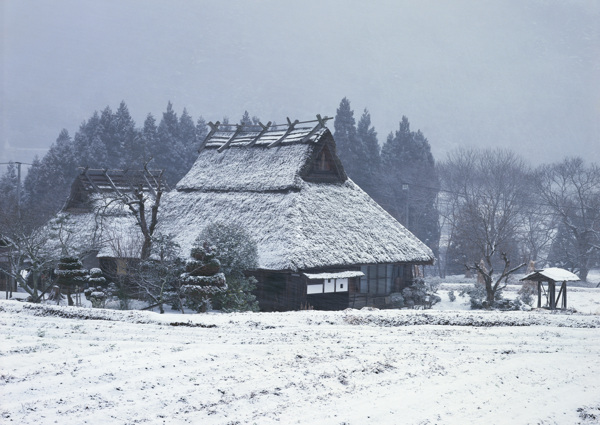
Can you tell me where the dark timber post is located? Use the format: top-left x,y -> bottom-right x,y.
549,281 -> 556,310
537,281 -> 542,308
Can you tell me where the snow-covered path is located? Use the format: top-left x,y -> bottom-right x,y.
1,301 -> 599,425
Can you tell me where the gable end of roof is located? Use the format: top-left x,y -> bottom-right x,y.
300,131 -> 347,183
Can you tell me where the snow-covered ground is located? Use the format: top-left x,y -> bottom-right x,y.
2,296 -> 600,425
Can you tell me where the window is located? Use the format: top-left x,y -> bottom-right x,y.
307,284 -> 323,294
359,276 -> 368,293
116,259 -> 128,275
324,279 -> 335,293
359,264 -> 398,295
314,147 -> 334,172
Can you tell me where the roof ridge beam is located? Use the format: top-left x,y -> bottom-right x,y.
82,167 -> 102,193
141,169 -> 158,197
268,115 -> 332,128
103,169 -> 126,198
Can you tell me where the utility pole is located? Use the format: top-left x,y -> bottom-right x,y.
16,162 -> 21,221
15,162 -> 21,295
402,183 -> 409,229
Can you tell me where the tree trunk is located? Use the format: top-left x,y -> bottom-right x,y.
141,237 -> 152,261
67,287 -> 74,306
32,271 -> 39,302
485,283 -> 495,308
578,265 -> 589,282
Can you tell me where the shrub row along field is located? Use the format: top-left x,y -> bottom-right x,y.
3,300 -> 600,329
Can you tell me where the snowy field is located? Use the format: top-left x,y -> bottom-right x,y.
2,296 -> 600,425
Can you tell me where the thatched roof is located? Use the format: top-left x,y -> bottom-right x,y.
64,168 -> 165,212
55,120 -> 435,269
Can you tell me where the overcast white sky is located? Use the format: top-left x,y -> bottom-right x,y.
1,0 -> 599,167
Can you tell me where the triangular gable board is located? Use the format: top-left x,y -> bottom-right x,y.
63,175 -> 94,213
301,132 -> 347,183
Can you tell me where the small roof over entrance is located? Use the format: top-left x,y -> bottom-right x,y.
303,271 -> 365,280
521,267 -> 579,282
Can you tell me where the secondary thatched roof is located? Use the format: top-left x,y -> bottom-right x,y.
63,168 -> 165,212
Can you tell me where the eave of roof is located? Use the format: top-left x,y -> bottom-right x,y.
160,179 -> 434,271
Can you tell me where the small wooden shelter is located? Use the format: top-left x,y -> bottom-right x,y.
521,267 -> 579,310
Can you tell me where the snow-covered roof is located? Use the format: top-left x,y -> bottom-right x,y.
46,198 -> 144,259
64,168 -> 165,212
160,125 -> 433,271
178,127 -> 345,192
160,179 -> 434,271
521,267 -> 580,282
177,143 -> 313,191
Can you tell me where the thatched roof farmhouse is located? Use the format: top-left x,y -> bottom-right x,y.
58,117 -> 435,311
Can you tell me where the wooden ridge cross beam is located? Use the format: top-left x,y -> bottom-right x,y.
267,117 -> 300,148
198,115 -> 333,152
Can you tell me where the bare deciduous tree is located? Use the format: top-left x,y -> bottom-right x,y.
536,158 -> 600,281
0,227 -> 58,302
439,148 -> 528,306
91,166 -> 165,261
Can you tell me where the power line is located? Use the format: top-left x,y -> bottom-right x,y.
0,162 -> 34,166
379,179 -> 600,214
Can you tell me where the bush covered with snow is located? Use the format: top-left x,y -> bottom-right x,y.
401,279 -> 441,309
197,222 -> 260,312
180,240 -> 227,312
